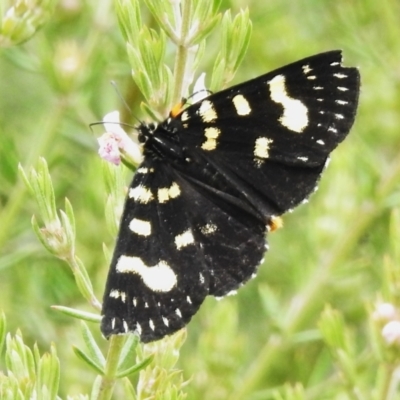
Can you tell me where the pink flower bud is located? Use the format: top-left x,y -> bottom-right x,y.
97,111 -> 142,166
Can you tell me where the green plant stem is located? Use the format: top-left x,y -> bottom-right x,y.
171,0 -> 192,106
67,254 -> 102,311
380,364 -> 400,400
0,99 -> 67,251
230,153 -> 400,400
377,364 -> 397,400
96,335 -> 127,400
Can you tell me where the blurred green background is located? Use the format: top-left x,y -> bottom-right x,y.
1,0 -> 400,398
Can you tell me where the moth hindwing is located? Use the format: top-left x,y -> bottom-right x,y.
101,50 -> 360,343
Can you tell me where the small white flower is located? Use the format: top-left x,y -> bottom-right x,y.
97,111 -> 142,166
98,134 -> 121,165
382,321 -> 400,345
191,73 -> 208,103
372,302 -> 398,322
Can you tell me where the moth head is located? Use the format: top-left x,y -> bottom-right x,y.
137,122 -> 157,145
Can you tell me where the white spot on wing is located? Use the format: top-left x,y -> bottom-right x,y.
232,94 -> 251,116
199,273 -> 205,284
111,318 -> 116,329
109,290 -> 127,303
334,73 -> 347,79
336,99 -> 348,105
162,316 -> 169,326
201,127 -> 221,151
158,182 -> 181,203
136,323 -> 142,335
149,319 -> 155,331
338,86 -> 348,91
302,64 -> 312,74
316,139 -> 325,145
187,296 -> 192,304
129,185 -> 154,203
136,167 -> 154,174
268,74 -> 308,133
254,137 -> 273,159
198,100 -> 217,122
181,111 -> 189,121
123,320 -> 128,332
175,308 -> 182,318
200,223 -> 217,235
129,218 -> 151,236
307,75 -> 317,80
325,157 -> 331,168
116,256 -> 178,292
175,229 -> 195,250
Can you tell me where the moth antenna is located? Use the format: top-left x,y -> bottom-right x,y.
110,80 -> 143,126
89,120 -> 137,133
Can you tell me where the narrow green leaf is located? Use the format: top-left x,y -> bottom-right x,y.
140,102 -> 163,122
51,305 -> 101,322
116,354 -> 154,378
64,198 -> 76,239
105,195 -> 120,237
70,257 -> 101,311
72,270 -> 93,304
318,305 -> 349,352
80,321 -> 106,369
73,346 -> 104,375
115,0 -> 142,43
5,332 -> 35,390
143,0 -> 177,41
36,344 -> 60,400
90,375 -> 103,400
192,0 -> 213,24
210,55 -> 226,92
35,157 -> 58,225
31,215 -> 58,256
122,377 -> 137,399
117,334 -> 139,371
59,209 -> 75,254
18,163 -> 33,193
162,63 -> 174,109
33,343 -> 41,372
188,15 -> 221,45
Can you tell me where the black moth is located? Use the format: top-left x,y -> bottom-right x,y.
101,51 -> 360,343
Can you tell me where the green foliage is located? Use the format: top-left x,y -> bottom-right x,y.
0,327 -> 60,399
0,0 -> 56,48
2,0 -> 400,399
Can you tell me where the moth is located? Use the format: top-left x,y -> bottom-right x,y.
101,51 -> 360,342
